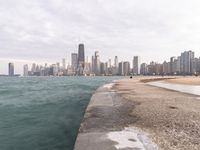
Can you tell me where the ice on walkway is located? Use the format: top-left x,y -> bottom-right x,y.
107,127 -> 159,150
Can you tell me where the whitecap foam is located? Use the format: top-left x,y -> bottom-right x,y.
107,127 -> 158,150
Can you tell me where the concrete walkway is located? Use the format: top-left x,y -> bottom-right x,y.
74,82 -> 158,150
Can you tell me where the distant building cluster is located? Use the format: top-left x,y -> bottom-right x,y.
6,44 -> 200,76
141,50 -> 200,76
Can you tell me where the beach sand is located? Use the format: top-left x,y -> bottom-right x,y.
113,79 -> 200,150
165,77 -> 200,85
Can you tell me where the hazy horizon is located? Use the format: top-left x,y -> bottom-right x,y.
1,0 -> 200,74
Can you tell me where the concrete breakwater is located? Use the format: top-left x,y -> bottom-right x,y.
74,81 -> 158,150
74,78 -> 200,150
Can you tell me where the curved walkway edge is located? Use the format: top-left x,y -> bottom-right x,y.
73,81 -> 158,150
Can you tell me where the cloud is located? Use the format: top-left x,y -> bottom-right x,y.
1,0 -> 200,74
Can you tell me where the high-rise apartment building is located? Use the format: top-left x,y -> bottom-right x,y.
197,57 -> 200,73
31,63 -> 36,73
23,64 -> 28,76
133,56 -> 141,75
123,61 -> 130,76
140,63 -> 148,75
111,56 -> 119,75
71,53 -> 78,72
114,56 -> 118,68
170,57 -> 176,74
91,56 -> 95,73
62,58 -> 66,70
8,62 -> 14,76
180,51 -> 195,74
94,51 -> 100,75
118,62 -> 123,75
108,59 -> 111,68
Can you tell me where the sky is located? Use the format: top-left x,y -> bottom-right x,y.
1,0 -> 200,74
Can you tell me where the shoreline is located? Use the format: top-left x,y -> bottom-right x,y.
74,81 -> 158,150
140,76 -> 200,86
74,77 -> 200,150
164,77 -> 200,85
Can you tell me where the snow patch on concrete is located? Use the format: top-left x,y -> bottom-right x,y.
107,127 -> 159,150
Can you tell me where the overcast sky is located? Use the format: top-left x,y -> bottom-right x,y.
1,0 -> 200,74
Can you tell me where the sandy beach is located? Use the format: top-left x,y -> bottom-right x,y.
164,77 -> 200,85
114,78 -> 200,150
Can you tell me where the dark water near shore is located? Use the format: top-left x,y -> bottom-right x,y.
0,76 -> 122,150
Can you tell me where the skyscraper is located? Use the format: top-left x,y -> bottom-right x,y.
180,51 -> 195,74
91,56 -> 95,73
133,56 -> 141,75
123,61 -> 130,76
108,59 -> 111,68
71,53 -> 78,73
78,44 -> 85,68
23,64 -> 28,76
100,62 -> 106,75
118,62 -> 124,75
8,62 -> 14,76
170,57 -> 176,74
114,56 -> 118,68
94,51 -> 100,75
62,58 -> 66,70
77,44 -> 85,75
31,63 -> 36,73
140,63 -> 148,75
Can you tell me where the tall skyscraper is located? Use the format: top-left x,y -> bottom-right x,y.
133,56 -> 141,75
56,62 -> 60,72
170,57 -> 176,74
71,53 -> 78,72
8,62 -> 14,76
83,57 -> 91,75
31,63 -> 36,73
108,59 -> 111,68
163,61 -> 168,74
123,61 -> 130,76
62,58 -> 66,70
91,56 -> 95,73
180,51 -> 195,74
114,56 -> 118,68
118,62 -> 124,75
23,64 -> 28,76
100,62 -> 106,75
78,44 -> 85,68
77,44 -> 85,75
94,51 -> 100,75
140,63 -> 148,75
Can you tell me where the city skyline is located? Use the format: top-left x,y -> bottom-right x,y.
1,44 -> 200,75
2,43 -> 200,76
1,0 -> 200,74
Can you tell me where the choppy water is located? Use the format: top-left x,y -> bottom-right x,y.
0,76 -> 122,150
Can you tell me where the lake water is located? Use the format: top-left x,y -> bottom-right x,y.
0,76 -> 122,150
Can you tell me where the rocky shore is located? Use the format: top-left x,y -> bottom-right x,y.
74,77 -> 200,150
